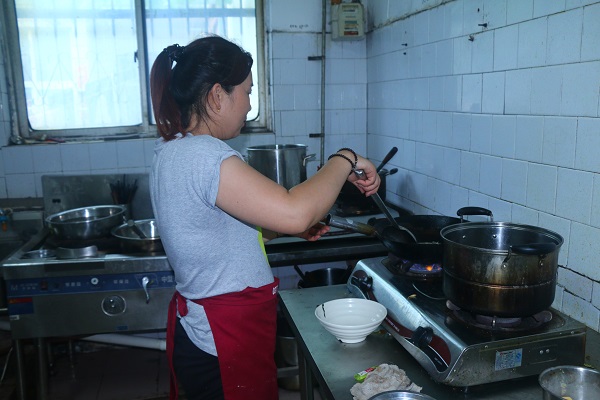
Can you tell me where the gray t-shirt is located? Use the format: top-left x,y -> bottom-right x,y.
150,133 -> 274,355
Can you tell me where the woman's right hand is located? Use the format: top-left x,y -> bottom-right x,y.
347,155 -> 381,196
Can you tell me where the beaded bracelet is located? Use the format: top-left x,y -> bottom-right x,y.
327,153 -> 356,175
338,147 -> 358,165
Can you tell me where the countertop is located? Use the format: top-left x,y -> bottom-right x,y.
278,284 -> 600,400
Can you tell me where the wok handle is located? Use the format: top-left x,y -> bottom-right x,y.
456,207 -> 494,222
510,242 -> 557,256
323,214 -> 377,236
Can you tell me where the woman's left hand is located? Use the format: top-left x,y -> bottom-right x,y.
295,222 -> 330,241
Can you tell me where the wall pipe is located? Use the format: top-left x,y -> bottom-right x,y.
319,0 -> 327,165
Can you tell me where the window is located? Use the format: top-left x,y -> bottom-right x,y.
2,0 -> 267,141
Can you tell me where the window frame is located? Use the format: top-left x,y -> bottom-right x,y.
1,0 -> 270,143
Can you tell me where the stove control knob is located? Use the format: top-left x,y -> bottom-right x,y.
411,326 -> 433,349
102,295 -> 126,315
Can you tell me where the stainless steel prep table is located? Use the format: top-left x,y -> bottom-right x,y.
278,284 -> 600,400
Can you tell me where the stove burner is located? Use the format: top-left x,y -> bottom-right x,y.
446,300 -> 553,333
383,254 -> 442,280
475,315 -> 522,328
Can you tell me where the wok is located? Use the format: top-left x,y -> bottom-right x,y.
325,207 -> 493,265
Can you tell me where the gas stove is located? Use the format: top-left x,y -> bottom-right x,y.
1,229 -> 174,339
347,257 -> 587,388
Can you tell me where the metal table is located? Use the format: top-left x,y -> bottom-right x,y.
278,285 -> 600,400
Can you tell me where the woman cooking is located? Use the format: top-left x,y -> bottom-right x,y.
149,35 -> 380,400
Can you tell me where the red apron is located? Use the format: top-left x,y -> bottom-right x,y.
167,278 -> 280,400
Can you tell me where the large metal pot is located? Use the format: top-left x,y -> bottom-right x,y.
440,222 -> 563,317
46,205 -> 127,240
246,144 -> 315,189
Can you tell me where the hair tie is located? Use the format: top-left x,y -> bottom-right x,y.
164,44 -> 185,63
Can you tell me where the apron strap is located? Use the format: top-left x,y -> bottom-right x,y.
167,291 -> 188,400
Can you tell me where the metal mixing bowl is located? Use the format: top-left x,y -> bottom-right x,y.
111,219 -> 163,253
45,205 -> 127,240
539,365 -> 600,400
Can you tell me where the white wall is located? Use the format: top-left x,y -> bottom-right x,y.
365,0 -> 600,330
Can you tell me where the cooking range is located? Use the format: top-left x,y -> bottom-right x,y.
2,229 -> 174,339
347,257 -> 587,388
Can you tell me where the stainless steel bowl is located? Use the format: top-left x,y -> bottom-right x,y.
539,365 -> 600,400
368,392 -> 437,400
45,205 -> 127,240
111,219 -> 163,253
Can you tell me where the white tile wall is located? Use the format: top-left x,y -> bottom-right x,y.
364,0 -> 600,330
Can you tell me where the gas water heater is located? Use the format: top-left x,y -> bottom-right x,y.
331,1 -> 365,41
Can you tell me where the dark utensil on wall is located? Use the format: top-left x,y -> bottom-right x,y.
376,147 -> 398,172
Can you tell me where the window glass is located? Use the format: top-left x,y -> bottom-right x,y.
12,0 -> 259,134
15,1 -> 141,130
145,0 -> 258,121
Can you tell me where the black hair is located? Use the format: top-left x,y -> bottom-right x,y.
150,35 -> 253,140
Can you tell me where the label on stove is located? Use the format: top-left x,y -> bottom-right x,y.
494,348 -> 523,370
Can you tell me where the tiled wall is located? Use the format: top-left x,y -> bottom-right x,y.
0,0 -> 366,198
365,0 -> 600,330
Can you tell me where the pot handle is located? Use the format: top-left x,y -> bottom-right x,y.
303,154 -> 316,166
456,207 -> 494,222
504,242 -> 558,267
510,242 -> 557,256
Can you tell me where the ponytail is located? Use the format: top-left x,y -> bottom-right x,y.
149,36 -> 253,141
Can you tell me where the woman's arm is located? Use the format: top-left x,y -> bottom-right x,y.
216,149 -> 380,236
